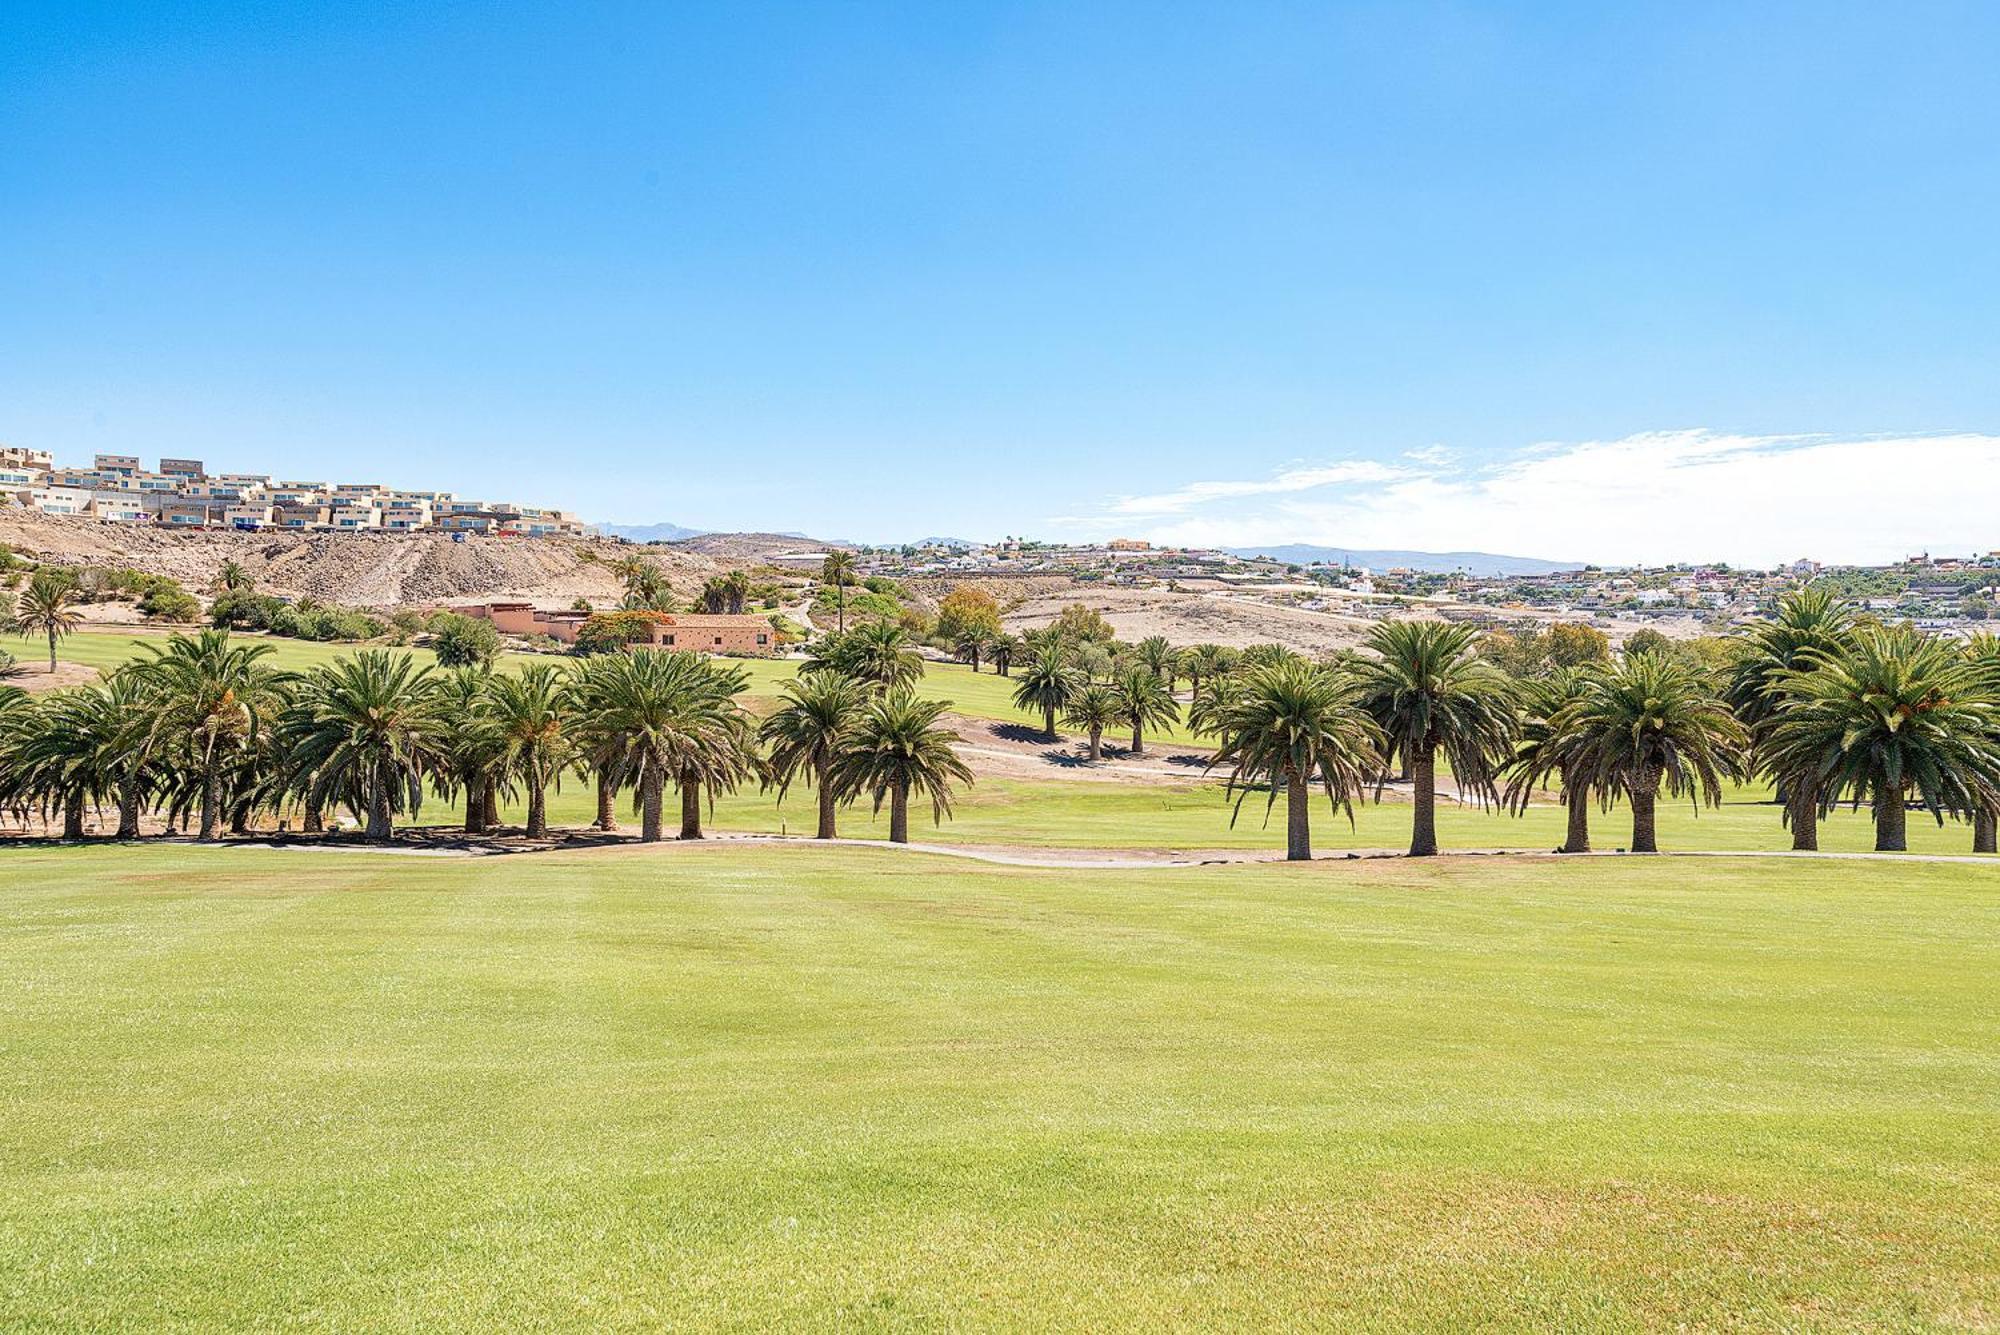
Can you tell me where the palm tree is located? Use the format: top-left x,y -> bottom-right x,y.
1557,654 -> 1746,854
566,656 -> 630,832
840,621 -> 924,694
1135,636 -> 1177,690
830,692 -> 973,844
0,688 -> 119,839
721,569 -> 753,614
990,633 -> 1022,678
280,652 -> 448,843
216,560 -> 252,594
1726,587 -> 1856,850
436,666 -> 506,834
486,662 -> 572,839
1012,644 -> 1084,741
9,569 -> 84,672
1112,669 -> 1178,757
1186,671 -> 1245,741
1766,629 -> 2000,852
761,673 -> 869,838
821,550 -> 857,633
571,649 -> 734,842
670,657 -> 760,839
1502,667 -> 1595,854
954,627 -> 991,673
1063,683 -> 1120,761
135,631 -> 286,841
1970,635 -> 2000,854
1358,621 -> 1518,857
1208,661 -> 1384,861
1181,644 -> 1234,695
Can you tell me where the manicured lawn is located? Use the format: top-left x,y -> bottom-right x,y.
1,845 -> 1995,1327
501,773 -> 1997,856
2,628 -> 438,675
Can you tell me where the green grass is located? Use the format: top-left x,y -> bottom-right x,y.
2,845 -> 1995,1327
2,628 -> 437,675
497,773 -> 1995,856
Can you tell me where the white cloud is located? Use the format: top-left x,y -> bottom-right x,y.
1099,460 -> 1415,516
1055,430 -> 2000,566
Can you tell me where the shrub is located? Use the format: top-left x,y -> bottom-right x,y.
211,591 -> 286,631
136,578 -> 202,623
429,612 -> 502,667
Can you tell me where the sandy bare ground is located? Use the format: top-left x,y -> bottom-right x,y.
1,660 -> 102,693
0,510 -> 727,608
940,711 -> 1217,783
1001,585 -> 1378,654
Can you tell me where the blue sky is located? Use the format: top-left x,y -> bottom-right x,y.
4,2 -> 1998,563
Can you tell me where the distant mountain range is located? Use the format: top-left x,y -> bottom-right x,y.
596,521 -> 707,543
1222,545 -> 1579,576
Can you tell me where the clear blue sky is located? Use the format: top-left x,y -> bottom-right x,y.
5,2 -> 1997,562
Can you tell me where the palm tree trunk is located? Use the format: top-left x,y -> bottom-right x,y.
814,759 -> 837,839
837,588 -> 846,634
889,778 -> 910,844
526,781 -> 547,839
483,787 -> 501,829
1409,747 -> 1438,857
1088,727 -> 1102,762
1788,780 -> 1819,852
463,782 -> 484,834
230,805 -> 251,836
1129,721 -> 1144,757
635,765 -> 663,842
116,779 -> 141,839
1875,788 -> 1907,852
1975,808 -> 1997,855
304,800 -> 324,834
1043,705 -> 1057,742
197,770 -> 220,843
680,771 -> 703,840
1286,771 -> 1310,861
366,789 -> 393,844
62,791 -> 84,841
47,627 -> 58,673
595,767 -> 618,832
1561,770 -> 1590,854
1631,765 -> 1661,853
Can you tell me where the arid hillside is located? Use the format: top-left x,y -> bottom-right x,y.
0,511 -> 725,607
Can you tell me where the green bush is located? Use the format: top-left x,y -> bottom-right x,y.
429,612 -> 502,667
136,578 -> 202,623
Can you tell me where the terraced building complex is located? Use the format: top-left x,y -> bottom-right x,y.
0,447 -> 586,538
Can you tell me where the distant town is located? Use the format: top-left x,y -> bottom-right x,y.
0,445 -> 587,538
822,536 -> 2000,638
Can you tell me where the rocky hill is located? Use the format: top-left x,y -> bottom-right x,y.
0,510 -> 727,608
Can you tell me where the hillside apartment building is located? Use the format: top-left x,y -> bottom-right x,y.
0,446 -> 586,538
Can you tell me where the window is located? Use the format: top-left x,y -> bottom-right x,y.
756,634 -> 768,645
713,636 -> 723,646
663,635 -> 674,645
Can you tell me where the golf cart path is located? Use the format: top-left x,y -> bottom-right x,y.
229,832 -> 2000,869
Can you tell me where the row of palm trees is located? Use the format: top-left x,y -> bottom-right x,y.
0,628 -> 972,846
6,590 -> 1999,860
996,594 -> 2000,859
